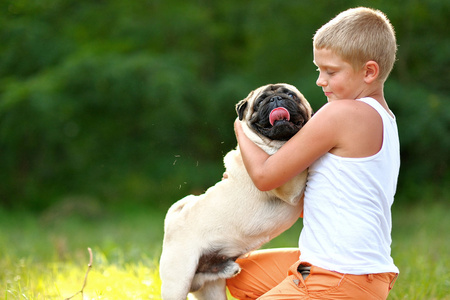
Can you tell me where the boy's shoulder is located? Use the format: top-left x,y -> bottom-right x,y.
317,100 -> 382,130
321,99 -> 375,116
317,100 -> 384,157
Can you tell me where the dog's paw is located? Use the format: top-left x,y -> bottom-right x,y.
191,260 -> 241,293
220,261 -> 241,278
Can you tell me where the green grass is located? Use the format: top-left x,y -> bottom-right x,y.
1,200 -> 449,299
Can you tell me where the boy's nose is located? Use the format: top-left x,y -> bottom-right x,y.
316,75 -> 327,87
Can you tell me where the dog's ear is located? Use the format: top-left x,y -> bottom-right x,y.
236,99 -> 248,120
236,90 -> 255,120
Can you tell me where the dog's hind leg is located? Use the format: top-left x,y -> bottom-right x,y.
160,247 -> 198,300
190,279 -> 227,300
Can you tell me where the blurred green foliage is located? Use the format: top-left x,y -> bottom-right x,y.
0,0 -> 448,210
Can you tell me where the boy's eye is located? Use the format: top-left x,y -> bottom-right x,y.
316,67 -> 336,75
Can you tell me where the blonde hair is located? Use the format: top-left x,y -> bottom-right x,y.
314,7 -> 397,82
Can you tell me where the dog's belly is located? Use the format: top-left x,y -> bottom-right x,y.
193,188 -> 301,256
196,250 -> 240,274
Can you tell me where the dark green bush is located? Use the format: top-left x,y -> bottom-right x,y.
0,0 -> 448,210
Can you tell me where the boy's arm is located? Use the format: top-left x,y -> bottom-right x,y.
235,102 -> 340,191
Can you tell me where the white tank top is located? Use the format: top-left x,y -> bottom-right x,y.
299,97 -> 400,274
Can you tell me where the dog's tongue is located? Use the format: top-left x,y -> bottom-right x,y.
269,107 -> 290,126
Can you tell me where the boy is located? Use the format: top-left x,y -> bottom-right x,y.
227,7 -> 399,299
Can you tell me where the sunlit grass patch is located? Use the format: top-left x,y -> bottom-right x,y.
0,206 -> 165,299
3,249 -> 162,299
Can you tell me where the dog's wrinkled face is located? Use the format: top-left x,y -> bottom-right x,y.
236,84 -> 312,141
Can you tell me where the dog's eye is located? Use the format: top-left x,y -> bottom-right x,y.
287,92 -> 297,99
255,98 -> 264,109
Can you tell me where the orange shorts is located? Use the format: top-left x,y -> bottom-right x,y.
226,248 -> 398,300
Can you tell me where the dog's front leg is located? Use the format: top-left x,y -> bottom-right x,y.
272,170 -> 308,205
190,279 -> 227,300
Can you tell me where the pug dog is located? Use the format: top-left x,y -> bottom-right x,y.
159,83 -> 312,300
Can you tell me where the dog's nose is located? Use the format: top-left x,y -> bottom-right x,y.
270,96 -> 283,102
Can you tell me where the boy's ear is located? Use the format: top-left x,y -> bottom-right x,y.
364,61 -> 379,83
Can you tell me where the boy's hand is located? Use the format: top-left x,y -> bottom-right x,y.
234,118 -> 243,138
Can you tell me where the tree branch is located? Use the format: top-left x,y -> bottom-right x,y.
65,247 -> 93,300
